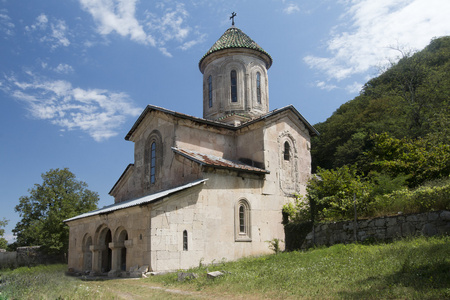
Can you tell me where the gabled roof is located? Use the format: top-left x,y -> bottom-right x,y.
172,147 -> 269,174
125,104 -> 318,141
64,179 -> 207,223
199,26 -> 272,69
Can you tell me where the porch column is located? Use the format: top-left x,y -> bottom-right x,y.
108,242 -> 124,277
124,239 -> 133,271
89,245 -> 105,275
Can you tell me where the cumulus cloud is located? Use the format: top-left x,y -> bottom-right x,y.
304,0 -> 450,81
79,0 -> 155,46
79,0 -> 196,57
2,74 -> 141,141
25,14 -> 70,49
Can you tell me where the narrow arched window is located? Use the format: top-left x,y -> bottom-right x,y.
239,205 -> 245,233
208,75 -> 213,108
235,199 -> 251,241
284,141 -> 290,161
183,230 -> 188,251
231,70 -> 237,102
150,142 -> 156,183
256,72 -> 261,104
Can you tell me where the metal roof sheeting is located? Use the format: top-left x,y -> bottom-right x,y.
64,179 -> 207,223
172,147 -> 269,174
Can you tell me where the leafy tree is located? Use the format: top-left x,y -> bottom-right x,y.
312,36 -> 450,171
366,133 -> 450,187
13,168 -> 98,255
307,165 -> 374,221
0,218 -> 8,249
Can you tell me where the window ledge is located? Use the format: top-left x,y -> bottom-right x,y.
235,237 -> 252,242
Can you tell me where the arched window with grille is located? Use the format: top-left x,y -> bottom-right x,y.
231,70 -> 237,102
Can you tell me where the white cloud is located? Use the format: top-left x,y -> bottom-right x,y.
25,14 -> 70,49
146,3 -> 190,42
283,3 -> 300,15
79,0 -> 155,46
2,74 -> 141,141
345,82 -> 364,94
79,0 -> 195,56
54,63 -> 74,74
179,33 -> 206,51
304,0 -> 450,81
316,81 -> 338,91
0,11 -> 15,36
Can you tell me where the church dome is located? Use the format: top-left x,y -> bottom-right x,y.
200,26 -> 272,124
199,26 -> 272,72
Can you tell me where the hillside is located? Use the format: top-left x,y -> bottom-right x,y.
312,36 -> 450,171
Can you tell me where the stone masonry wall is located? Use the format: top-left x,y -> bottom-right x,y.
0,246 -> 64,269
301,210 -> 450,249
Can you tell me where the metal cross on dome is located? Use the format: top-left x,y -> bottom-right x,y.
230,12 -> 237,26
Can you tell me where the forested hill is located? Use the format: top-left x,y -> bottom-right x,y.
312,36 -> 450,172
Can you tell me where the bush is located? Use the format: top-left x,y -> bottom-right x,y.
370,177 -> 450,216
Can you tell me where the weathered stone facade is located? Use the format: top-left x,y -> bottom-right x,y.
65,26 -> 317,276
300,211 -> 450,249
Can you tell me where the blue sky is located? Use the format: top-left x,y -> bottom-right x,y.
1,0 -> 449,243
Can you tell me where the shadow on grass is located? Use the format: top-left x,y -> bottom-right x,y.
338,259 -> 450,299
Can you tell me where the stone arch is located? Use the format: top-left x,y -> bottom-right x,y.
82,234 -> 92,272
203,64 -> 220,115
278,132 -> 299,194
220,58 -> 246,106
96,225 -> 112,273
234,198 -> 252,241
114,227 -> 129,271
248,64 -> 268,110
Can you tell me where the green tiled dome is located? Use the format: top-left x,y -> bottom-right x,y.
199,26 -> 272,69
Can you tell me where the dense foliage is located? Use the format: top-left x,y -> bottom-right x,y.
12,168 -> 98,255
312,36 -> 450,171
291,36 -> 450,222
0,219 -> 8,250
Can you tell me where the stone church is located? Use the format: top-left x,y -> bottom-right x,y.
65,24 -> 318,276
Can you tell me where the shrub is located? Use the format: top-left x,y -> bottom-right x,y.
370,177 -> 450,216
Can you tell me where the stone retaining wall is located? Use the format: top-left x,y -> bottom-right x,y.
300,210 -> 450,249
0,246 -> 64,269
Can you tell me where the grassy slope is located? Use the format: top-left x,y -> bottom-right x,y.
0,236 -> 449,299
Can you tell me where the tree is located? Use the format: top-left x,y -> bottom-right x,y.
13,168 -> 99,255
366,133 -> 450,187
307,165 -> 374,221
0,218 -> 8,249
312,36 -> 450,171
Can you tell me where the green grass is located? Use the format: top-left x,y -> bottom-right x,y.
1,236 -> 449,299
0,264 -> 106,300
148,235 -> 450,299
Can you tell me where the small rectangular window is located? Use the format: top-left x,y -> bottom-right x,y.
183,230 -> 188,251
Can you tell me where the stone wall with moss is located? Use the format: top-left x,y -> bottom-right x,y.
285,211 -> 450,251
